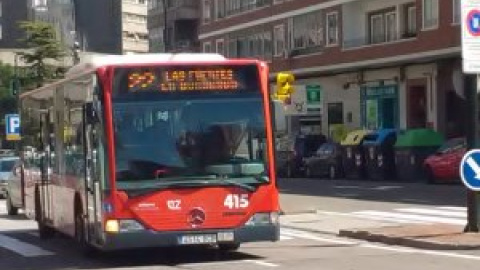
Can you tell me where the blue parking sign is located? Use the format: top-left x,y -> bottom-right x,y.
460,149 -> 480,191
5,114 -> 20,141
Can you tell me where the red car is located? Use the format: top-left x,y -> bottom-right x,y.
423,137 -> 466,184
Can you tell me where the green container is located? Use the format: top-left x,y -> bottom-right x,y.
395,128 -> 444,148
394,128 -> 444,182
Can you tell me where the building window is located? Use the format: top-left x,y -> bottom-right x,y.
290,11 -> 323,51
203,41 -> 212,52
422,0 -> 438,29
216,0 -> 226,19
226,0 -> 272,17
385,12 -> 397,42
326,12 -> 338,46
274,24 -> 285,57
203,0 -> 212,24
405,5 -> 417,37
370,14 -> 384,44
216,39 -> 225,55
226,30 -> 273,61
453,0 -> 460,24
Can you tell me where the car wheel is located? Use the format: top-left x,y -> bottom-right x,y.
328,165 -> 337,180
6,194 -> 18,216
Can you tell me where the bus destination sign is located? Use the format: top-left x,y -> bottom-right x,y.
122,66 -> 258,93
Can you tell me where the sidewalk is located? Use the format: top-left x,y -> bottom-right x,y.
280,212 -> 480,250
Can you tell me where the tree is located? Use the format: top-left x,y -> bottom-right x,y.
18,21 -> 66,87
0,62 -> 16,149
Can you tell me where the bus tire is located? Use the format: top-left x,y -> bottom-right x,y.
35,190 -> 55,239
218,243 -> 240,252
6,193 -> 18,216
75,208 -> 98,256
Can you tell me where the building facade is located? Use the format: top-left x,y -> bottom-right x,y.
148,0 -> 200,52
121,0 -> 149,54
199,0 -> 464,140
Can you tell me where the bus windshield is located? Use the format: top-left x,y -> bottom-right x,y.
112,64 -> 268,191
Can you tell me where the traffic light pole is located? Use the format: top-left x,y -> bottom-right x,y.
464,74 -> 480,232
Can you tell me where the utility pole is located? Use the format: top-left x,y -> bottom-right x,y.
162,0 -> 168,52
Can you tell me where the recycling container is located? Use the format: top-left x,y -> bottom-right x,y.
363,129 -> 397,181
394,128 -> 444,182
341,129 -> 372,179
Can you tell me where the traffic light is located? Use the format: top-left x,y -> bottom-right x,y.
9,78 -> 20,96
273,72 -> 295,103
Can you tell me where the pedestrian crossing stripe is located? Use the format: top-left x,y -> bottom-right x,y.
350,206 -> 466,225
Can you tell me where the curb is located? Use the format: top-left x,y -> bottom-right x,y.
339,229 -> 480,250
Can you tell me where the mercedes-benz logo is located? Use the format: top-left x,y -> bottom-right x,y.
188,208 -> 206,228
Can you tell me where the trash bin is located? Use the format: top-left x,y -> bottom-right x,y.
363,129 -> 397,181
341,129 -> 372,179
394,128 -> 444,182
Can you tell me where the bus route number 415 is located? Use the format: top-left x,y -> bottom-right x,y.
224,194 -> 249,209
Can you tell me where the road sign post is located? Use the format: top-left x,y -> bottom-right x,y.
461,0 -> 480,233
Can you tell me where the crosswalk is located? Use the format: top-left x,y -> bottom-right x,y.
348,206 -> 467,225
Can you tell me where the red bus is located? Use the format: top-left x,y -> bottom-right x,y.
16,53 -> 281,252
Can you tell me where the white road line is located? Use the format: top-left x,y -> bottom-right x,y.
245,260 -> 280,267
352,210 -> 465,225
0,234 -> 54,257
280,235 -> 293,241
437,206 -> 467,212
395,208 -> 467,218
316,210 -> 428,224
281,228 -> 356,245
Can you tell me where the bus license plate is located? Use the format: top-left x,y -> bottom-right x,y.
178,234 -> 217,245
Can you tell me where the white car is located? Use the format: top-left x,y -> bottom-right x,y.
0,156 -> 19,199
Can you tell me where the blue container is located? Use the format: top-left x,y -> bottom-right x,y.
363,129 -> 398,181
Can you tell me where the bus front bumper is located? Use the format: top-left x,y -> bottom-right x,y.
99,224 -> 280,251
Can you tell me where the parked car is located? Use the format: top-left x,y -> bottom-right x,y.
284,134 -> 327,177
423,137 -> 466,184
303,141 -> 344,179
0,156 -> 20,199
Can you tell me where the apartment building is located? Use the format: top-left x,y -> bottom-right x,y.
199,0 -> 463,139
148,0 -> 200,52
122,0 -> 149,54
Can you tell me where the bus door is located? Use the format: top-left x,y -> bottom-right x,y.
39,112 -> 54,224
84,104 -> 102,244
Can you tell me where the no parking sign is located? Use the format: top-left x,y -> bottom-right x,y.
462,1 -> 480,73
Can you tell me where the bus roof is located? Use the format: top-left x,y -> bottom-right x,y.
66,53 -> 228,78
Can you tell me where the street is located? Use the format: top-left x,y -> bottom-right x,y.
1,178 -> 480,269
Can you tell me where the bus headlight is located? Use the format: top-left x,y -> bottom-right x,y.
105,219 -> 145,233
246,212 -> 279,226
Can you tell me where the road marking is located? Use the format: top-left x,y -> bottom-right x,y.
395,208 -> 467,218
245,260 -> 279,267
185,259 -> 279,268
317,210 -> 428,224
281,228 -> 356,245
353,210 -> 465,225
438,206 -> 466,212
0,234 -> 54,257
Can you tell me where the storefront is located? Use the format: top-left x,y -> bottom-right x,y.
360,84 -> 399,130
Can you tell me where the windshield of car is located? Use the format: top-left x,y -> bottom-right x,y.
0,159 -> 17,172
111,65 -> 268,191
437,138 -> 466,154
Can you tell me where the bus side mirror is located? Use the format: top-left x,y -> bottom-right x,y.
85,102 -> 98,125
272,100 -> 286,136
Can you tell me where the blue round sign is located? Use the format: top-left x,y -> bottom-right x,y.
467,9 -> 480,36
460,149 -> 480,191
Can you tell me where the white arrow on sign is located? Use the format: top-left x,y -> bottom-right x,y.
466,156 -> 480,179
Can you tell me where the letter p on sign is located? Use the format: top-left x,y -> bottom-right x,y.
6,114 -> 20,141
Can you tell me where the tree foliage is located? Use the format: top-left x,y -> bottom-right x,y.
18,21 -> 66,87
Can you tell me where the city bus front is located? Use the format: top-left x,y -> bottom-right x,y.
101,61 -> 279,250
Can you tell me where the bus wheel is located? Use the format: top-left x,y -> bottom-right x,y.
218,243 -> 240,252
6,194 -> 18,216
75,211 -> 97,256
35,192 -> 55,239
